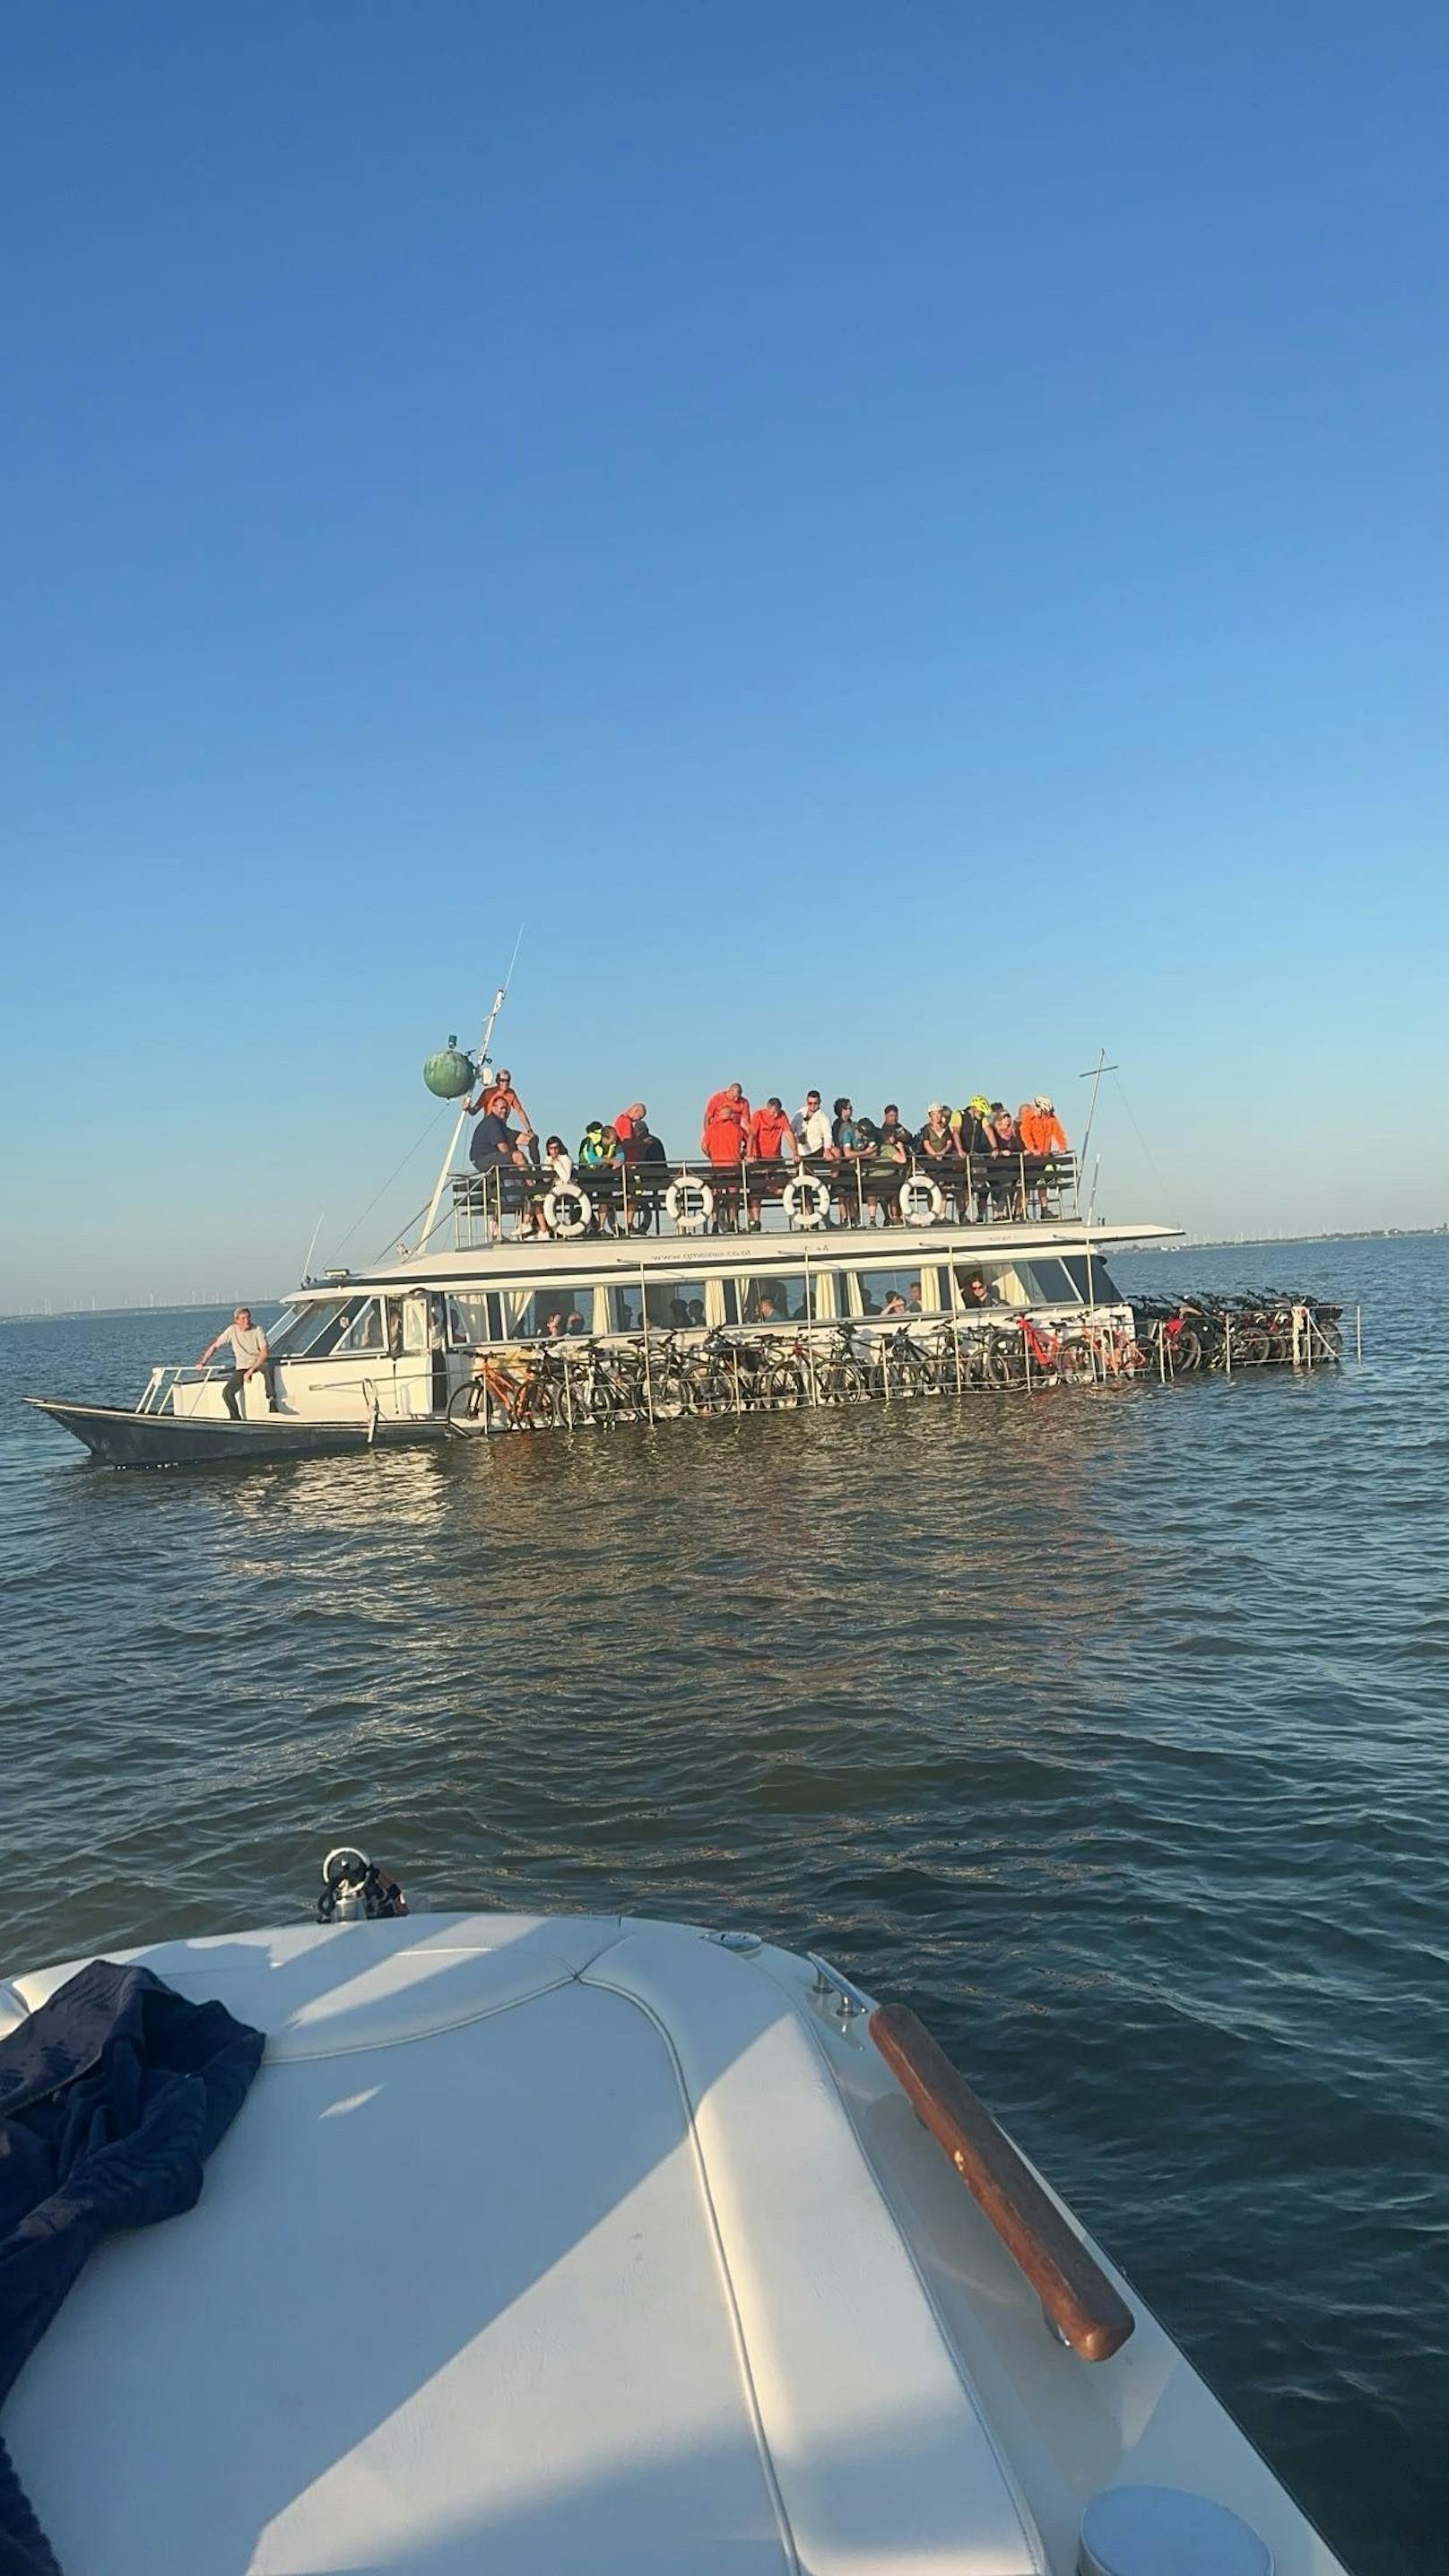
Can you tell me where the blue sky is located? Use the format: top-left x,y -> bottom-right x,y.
3,4 -> 1447,1306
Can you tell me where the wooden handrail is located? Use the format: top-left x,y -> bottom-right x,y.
870,2003 -> 1134,2363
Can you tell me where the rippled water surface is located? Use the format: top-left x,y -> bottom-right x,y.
2,1236 -> 1445,2572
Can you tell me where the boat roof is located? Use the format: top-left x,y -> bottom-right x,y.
300,1219 -> 1180,1301
3,1911 -> 1046,2576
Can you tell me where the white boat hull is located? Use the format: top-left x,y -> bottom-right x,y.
0,1910 -> 1349,2574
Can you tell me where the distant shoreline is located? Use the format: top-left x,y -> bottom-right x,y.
0,1298 -> 282,1326
1141,1227 -> 1446,1254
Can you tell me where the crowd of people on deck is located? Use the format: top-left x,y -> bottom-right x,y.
462,1068 -> 1072,1232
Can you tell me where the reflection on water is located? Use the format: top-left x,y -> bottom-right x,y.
1,1239 -> 1447,2574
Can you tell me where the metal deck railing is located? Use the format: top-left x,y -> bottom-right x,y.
447,1150 -> 1081,1250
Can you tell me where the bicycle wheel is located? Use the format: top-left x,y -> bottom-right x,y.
446,1378 -> 490,1435
603,1369 -> 643,1421
884,1357 -> 929,1400
762,1360 -> 806,1407
516,1379 -> 560,1431
985,1337 -> 1022,1389
1056,1338 -> 1098,1385
1233,1328 -> 1271,1366
819,1359 -> 870,1404
647,1370 -> 689,1419
684,1366 -> 735,1416
1169,1329 -> 1202,1375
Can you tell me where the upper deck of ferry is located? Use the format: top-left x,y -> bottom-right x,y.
310,1148 -> 1177,1302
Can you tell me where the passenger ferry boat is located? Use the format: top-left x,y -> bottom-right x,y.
25,1011 -> 1176,1466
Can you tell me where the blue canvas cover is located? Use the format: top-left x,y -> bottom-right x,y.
0,1959 -> 264,2575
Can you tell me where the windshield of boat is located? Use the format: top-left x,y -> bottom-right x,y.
268,1297 -> 362,1358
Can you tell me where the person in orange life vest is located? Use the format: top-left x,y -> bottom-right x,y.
744,1095 -> 794,1229
1019,1095 -> 1069,1218
464,1066 -> 535,1158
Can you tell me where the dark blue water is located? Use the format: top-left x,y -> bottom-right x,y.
2,1236 -> 1445,2573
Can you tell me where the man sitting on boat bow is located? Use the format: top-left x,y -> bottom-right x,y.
196,1307 -> 275,1418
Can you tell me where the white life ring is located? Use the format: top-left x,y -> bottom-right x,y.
542,1184 -> 591,1239
783,1173 -> 831,1230
898,1173 -> 944,1225
665,1175 -> 715,1236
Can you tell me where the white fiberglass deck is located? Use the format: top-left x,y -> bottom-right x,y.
3,1913 -> 1044,2576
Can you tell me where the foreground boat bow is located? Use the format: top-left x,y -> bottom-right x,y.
0,1889 -> 1348,2574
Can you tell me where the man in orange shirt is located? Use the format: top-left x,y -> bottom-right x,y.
701,1082 -> 751,1161
701,1082 -> 751,1232
1018,1095 -> 1069,1218
744,1094 -> 794,1229
465,1066 -> 535,1156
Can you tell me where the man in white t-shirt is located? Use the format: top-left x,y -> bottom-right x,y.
197,1306 -> 274,1418
792,1090 -> 836,1162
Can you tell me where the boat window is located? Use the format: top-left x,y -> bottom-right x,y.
1006,1257 -> 1080,1305
335,1299 -> 386,1355
737,1275 -> 808,1325
800,1270 -> 850,1323
496,1286 -> 599,1340
948,1258 -> 1085,1310
640,1277 -> 738,1331
851,1268 -> 938,1319
270,1297 -> 358,1357
951,1264 -> 1011,1311
1059,1254 -> 1122,1305
447,1293 -> 503,1347
599,1286 -> 645,1333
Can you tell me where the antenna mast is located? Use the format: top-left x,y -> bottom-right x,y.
417,928 -> 525,1254
1077,1047 -> 1117,1182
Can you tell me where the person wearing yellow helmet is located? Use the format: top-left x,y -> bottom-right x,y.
954,1097 -> 993,1219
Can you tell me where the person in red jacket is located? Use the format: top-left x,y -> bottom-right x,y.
744,1095 -> 795,1228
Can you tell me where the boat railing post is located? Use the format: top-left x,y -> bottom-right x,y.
732,1338 -> 743,1416
1158,1321 -> 1167,1383
562,1344 -> 575,1431
951,1304 -> 962,1396
803,1253 -> 820,1409
639,1267 -> 653,1424
1224,1313 -> 1232,1376
1355,1303 -> 1362,1360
